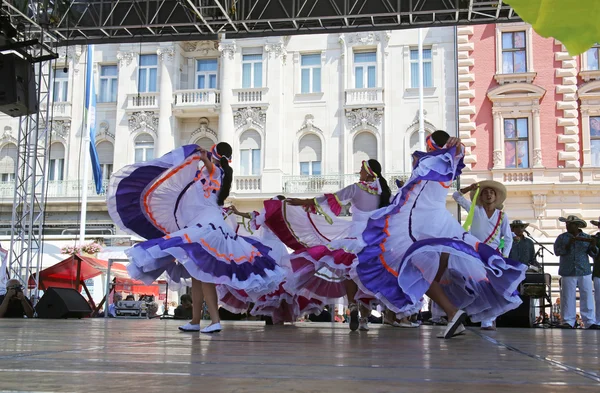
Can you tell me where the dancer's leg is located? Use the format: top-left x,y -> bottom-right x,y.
191,278 -> 204,325
344,279 -> 370,318
201,282 -> 221,325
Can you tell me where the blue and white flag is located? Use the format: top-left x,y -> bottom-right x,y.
84,45 -> 103,194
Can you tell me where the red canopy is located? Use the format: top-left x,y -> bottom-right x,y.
29,255 -> 129,290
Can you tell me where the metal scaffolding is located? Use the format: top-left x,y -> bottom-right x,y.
4,0 -> 519,46
2,3 -> 57,297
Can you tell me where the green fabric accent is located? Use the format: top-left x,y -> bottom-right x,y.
462,187 -> 481,231
506,0 -> 600,55
313,198 -> 333,225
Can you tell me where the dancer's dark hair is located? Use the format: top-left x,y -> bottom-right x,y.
431,130 -> 450,148
216,142 -> 233,206
367,159 -> 391,208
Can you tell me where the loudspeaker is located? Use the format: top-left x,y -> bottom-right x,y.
35,287 -> 92,319
496,296 -> 535,328
0,53 -> 38,117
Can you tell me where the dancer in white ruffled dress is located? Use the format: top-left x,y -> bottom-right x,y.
108,143 -> 285,333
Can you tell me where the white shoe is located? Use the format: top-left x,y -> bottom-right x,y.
398,321 -> 419,328
437,323 -> 466,338
358,318 -> 369,331
442,310 -> 467,339
200,322 -> 222,334
178,322 -> 200,332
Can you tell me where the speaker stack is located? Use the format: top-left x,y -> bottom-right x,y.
35,287 -> 92,319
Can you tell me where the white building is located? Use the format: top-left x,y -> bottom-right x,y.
0,29 -> 458,277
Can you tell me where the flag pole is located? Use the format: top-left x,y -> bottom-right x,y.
418,28 -> 425,151
79,45 -> 93,245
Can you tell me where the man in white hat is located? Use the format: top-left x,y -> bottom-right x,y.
554,216 -> 599,329
590,217 -> 600,327
453,180 -> 513,330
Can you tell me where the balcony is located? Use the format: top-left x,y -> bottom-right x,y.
40,101 -> 72,120
126,93 -> 159,112
344,88 -> 384,108
232,88 -> 269,109
0,180 -> 109,202
172,89 -> 221,117
234,176 -> 262,193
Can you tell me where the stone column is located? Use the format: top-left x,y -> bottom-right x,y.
532,107 -> 543,168
218,40 -> 237,144
492,109 -> 504,169
156,45 -> 175,155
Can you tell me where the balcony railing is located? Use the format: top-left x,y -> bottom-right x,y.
40,101 -> 72,119
283,173 -> 454,194
233,88 -> 269,106
126,93 -> 159,111
0,180 -> 109,201
234,176 -> 261,193
345,88 -> 384,107
173,89 -> 221,107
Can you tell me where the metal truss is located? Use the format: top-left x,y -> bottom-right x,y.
3,0 -> 520,46
4,27 -> 54,299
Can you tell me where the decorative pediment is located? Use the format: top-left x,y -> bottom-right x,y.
182,41 -> 218,54
156,46 -> 175,62
128,111 -> 158,134
340,31 -> 391,47
345,108 -> 383,131
487,83 -> 546,103
0,126 -> 17,144
96,121 -> 115,142
297,114 -> 323,135
116,51 -> 136,67
189,117 -> 218,144
264,39 -> 288,64
578,80 -> 600,99
50,120 -> 71,141
233,107 -> 266,131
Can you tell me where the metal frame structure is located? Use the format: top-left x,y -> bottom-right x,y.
2,3 -> 58,297
3,0 -> 520,46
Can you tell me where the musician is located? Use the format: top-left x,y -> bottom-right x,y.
590,217 -> 600,328
508,220 -> 538,269
553,216 -> 599,329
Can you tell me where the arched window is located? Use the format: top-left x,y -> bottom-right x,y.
298,134 -> 322,176
409,130 -> 432,154
195,137 -> 215,151
134,133 -> 154,163
353,132 -> 377,173
0,143 -> 17,182
49,142 -> 65,181
239,130 -> 261,176
96,141 -> 114,180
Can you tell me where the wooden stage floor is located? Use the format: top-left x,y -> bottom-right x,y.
1,319 -> 599,392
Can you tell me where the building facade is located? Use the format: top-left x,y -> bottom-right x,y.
459,23 -> 600,279
0,28 -> 458,273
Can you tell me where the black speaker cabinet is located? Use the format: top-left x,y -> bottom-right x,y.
35,287 -> 92,319
496,296 -> 535,328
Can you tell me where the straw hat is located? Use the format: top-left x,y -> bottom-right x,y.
510,220 -> 529,228
558,215 -> 587,228
590,217 -> 600,227
470,180 -> 507,209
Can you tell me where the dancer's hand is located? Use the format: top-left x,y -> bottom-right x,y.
460,183 -> 478,194
197,148 -> 208,160
445,137 -> 461,148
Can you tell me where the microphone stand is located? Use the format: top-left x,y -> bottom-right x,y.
524,231 -> 555,327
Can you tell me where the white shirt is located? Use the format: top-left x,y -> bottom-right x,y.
453,192 -> 513,257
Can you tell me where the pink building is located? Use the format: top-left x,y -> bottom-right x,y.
457,23 -> 599,248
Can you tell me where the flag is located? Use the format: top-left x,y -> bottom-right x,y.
84,45 -> 103,194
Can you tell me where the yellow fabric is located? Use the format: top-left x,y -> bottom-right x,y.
463,187 -> 481,231
506,0 -> 600,55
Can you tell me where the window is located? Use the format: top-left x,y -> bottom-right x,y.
138,54 -> 158,93
239,130 -> 261,175
590,116 -> 600,166
300,54 -> 321,94
298,134 -> 322,175
0,143 -> 17,182
354,52 -> 376,89
410,49 -> 433,88
585,45 -> 600,71
504,118 -> 529,168
53,68 -> 69,102
195,137 -> 215,151
134,134 -> 155,163
353,132 -> 378,173
96,141 -> 114,180
242,53 -> 263,88
501,31 -> 527,74
48,142 -> 65,181
196,59 -> 218,89
99,65 -> 118,103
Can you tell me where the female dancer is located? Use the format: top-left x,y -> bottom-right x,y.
264,159 -> 392,331
352,131 -> 527,338
108,143 -> 285,333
